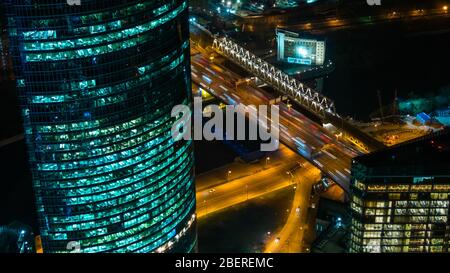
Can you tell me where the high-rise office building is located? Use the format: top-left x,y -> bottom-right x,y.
348,129 -> 450,253
3,0 -> 196,253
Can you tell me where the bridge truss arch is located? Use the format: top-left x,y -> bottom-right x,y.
212,36 -> 337,117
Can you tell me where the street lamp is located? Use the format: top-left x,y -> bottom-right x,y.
286,99 -> 292,111
227,170 -> 231,181
286,171 -> 295,186
203,199 -> 207,215
245,184 -> 248,201
265,156 -> 270,168
286,171 -> 292,182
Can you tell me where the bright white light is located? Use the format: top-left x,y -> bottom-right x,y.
297,47 -> 308,57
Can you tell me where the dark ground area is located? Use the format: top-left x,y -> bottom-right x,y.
194,140 -> 238,174
197,187 -> 294,253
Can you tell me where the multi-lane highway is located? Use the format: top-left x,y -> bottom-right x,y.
196,155 -> 309,218
196,144 -> 301,192
191,51 -> 362,193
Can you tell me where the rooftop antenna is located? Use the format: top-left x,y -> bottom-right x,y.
377,90 -> 384,123
393,89 -> 398,117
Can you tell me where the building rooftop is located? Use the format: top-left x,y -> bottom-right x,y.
353,129 -> 450,177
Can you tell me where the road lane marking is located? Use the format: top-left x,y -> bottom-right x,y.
335,170 -> 347,179
219,85 -> 228,92
313,159 -> 323,168
323,150 -> 337,160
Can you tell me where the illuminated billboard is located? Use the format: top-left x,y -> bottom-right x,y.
276,29 -> 326,66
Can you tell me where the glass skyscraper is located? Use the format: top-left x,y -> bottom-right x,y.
3,0 -> 196,253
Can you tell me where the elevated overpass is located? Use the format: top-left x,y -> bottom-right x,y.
191,53 -> 357,194
189,22 -> 385,194
212,36 -> 385,153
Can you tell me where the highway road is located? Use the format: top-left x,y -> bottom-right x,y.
276,6 -> 450,33
264,165 -> 321,253
196,144 -> 301,192
190,51 -> 361,194
196,155 -> 308,218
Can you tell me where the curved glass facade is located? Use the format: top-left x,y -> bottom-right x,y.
4,0 -> 196,253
